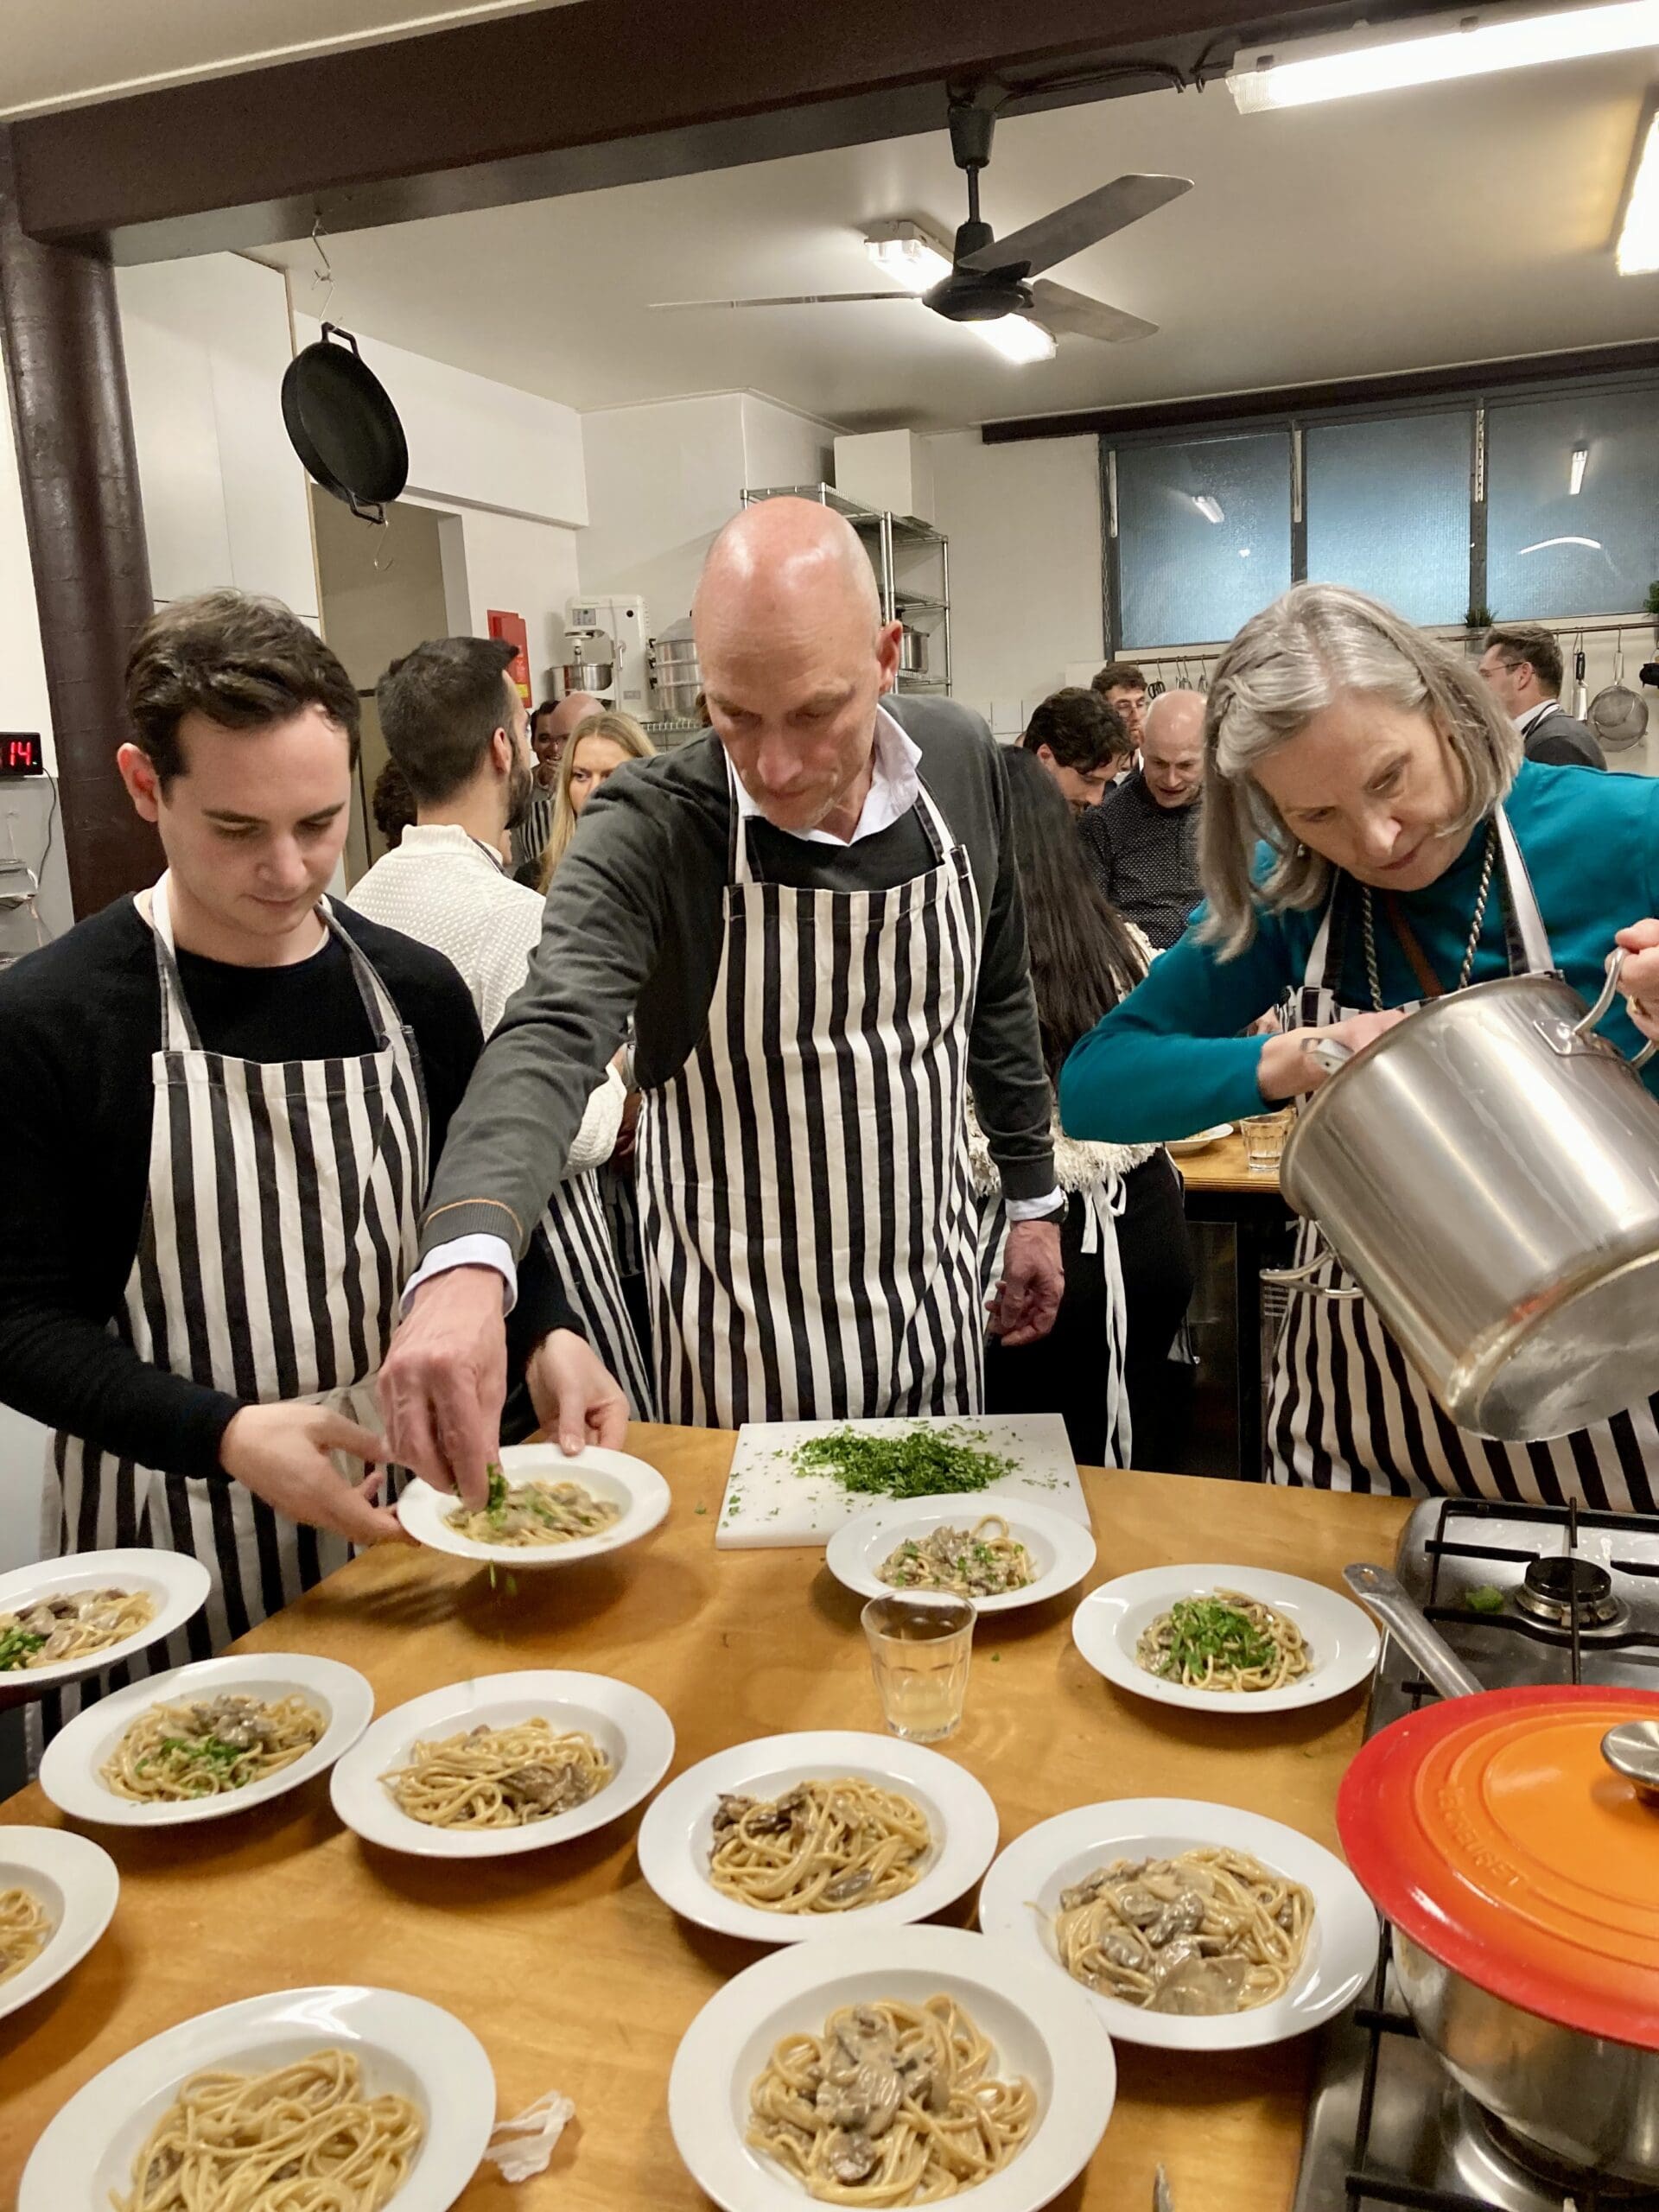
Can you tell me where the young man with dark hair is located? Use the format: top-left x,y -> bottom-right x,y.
349,637 -> 652,1414
0,590 -> 624,1736
1090,660 -> 1150,761
1020,688 -> 1130,817
1478,624 -> 1605,768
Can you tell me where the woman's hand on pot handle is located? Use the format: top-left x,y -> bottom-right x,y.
1614,920 -> 1659,1045
1256,1009 -> 1408,1101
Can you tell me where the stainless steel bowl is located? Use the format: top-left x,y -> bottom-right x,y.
560,658 -> 613,696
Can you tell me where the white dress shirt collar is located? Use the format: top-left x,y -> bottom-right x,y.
1516,698 -> 1560,738
728,702 -> 923,847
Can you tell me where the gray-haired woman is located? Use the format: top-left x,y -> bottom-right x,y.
1060,582 -> 1659,1507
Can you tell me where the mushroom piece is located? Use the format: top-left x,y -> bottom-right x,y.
824,2129 -> 880,2185
821,1869 -> 874,1908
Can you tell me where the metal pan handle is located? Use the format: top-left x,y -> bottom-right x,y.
1261,1230 -> 1365,1302
1573,949 -> 1657,1069
1342,1563 -> 1484,1700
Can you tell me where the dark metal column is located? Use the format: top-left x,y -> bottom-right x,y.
0,124 -> 157,917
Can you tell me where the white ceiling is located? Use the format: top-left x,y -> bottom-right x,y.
0,0 -> 569,119
262,56 -> 1659,431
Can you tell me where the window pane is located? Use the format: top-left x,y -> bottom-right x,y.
1116,432 -> 1292,647
1305,412 -> 1471,626
1487,388 -> 1659,619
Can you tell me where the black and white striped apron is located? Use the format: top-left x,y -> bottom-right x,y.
35,874 -> 429,1739
1268,807 -> 1659,1509
533,1173 -> 655,1418
637,766 -> 985,1427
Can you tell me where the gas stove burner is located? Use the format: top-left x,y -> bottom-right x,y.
1514,1554 -> 1624,1631
1465,2098 -> 1659,2204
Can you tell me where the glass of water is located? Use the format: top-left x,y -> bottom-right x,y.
1241,1109 -> 1294,1175
861,1592 -> 976,1742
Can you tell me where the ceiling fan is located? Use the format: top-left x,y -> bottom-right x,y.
652,92 -> 1192,351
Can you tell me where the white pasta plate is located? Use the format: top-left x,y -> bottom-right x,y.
18,1982 -> 494,2212
976,1797 -> 1377,2053
329,1668 -> 675,1859
668,1924 -> 1115,2212
1070,1563 -> 1380,1715
1165,1123 -> 1233,1156
0,1549 -> 211,1693
37,1651 -> 375,1829
396,1441 -> 671,1567
0,1827 -> 119,2025
824,1497 -> 1095,1616
638,1729 -> 999,1944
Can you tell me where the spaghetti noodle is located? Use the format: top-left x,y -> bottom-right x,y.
0,1587 -> 156,1673
100,1693 -> 326,1803
383,1717 -> 613,1828
113,2047 -> 423,2212
0,1885 -> 51,1986
1135,1590 -> 1310,1694
1054,1847 -> 1313,2015
445,1475 -> 620,1549
747,1993 -> 1033,2203
876,1517 -> 1033,1599
709,1778 -> 931,1915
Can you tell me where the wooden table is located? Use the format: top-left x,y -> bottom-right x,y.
1176,1133 -> 1294,1479
0,1430 -> 1409,2212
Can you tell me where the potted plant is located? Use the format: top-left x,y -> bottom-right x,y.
1464,603 -> 1493,656
1645,580 -> 1659,642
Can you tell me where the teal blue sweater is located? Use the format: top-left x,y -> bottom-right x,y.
1060,760 -> 1659,1144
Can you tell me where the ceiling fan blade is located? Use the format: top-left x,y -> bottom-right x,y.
1029,281 -> 1157,345
959,174 -> 1192,279
650,291 -> 910,309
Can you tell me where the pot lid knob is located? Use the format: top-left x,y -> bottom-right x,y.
1602,1719 -> 1659,1804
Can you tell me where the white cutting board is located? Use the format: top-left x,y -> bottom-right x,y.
715,1414 -> 1089,1549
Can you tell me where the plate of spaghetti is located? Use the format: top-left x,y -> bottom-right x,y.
37,1652 -> 374,1828
638,1730 -> 999,1944
397,1442 -> 670,1567
0,1549 -> 210,1692
0,1827 -> 118,2025
825,1499 -> 1095,1616
17,1982 -> 494,2212
329,1669 -> 675,1859
668,1925 -> 1114,2212
1071,1564 -> 1379,1714
977,1798 -> 1376,2052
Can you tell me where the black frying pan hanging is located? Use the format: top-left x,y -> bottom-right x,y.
282,323 -> 408,524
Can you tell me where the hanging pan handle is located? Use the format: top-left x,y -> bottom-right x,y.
1571,949 -> 1657,1069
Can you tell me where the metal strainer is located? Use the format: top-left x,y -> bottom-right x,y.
1588,629 -> 1650,752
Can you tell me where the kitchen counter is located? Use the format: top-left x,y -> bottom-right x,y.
0,1428 -> 1409,2211
1176,1129 -> 1283,1195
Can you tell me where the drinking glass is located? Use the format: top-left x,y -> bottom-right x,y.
1241,1109 -> 1294,1175
861,1592 -> 975,1742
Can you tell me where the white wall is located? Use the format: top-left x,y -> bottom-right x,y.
117,254 -> 319,619
925,429 -> 1104,737
0,333 -> 57,773
579,391 -> 836,635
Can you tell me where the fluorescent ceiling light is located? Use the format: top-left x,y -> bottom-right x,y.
864,224 -> 953,294
1518,535 -> 1604,552
1193,494 -> 1225,524
976,315 -> 1057,363
1618,106 -> 1659,272
1569,443 -> 1590,494
1230,0 -> 1659,112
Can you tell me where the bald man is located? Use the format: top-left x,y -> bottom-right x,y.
380,498 -> 1064,1486
1079,689 -> 1206,950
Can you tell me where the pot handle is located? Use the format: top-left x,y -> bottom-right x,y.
1574,949 -> 1658,1069
1343,1563 -> 1484,1699
1306,1035 -> 1354,1078
1261,1231 -> 1366,1301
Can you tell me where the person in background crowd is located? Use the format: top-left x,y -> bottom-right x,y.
971,749 -> 1194,1468
512,691 -> 605,876
1020,688 -> 1129,818
1477,624 -> 1605,769
346,639 -> 653,1414
370,756 -> 416,850
1079,689 -> 1206,949
378,496 -> 1064,1500
1062,582 -> 1659,1508
0,592 -> 620,1739
537,708 -> 657,891
1090,661 -> 1149,773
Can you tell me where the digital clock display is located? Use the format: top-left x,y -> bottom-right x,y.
0,734 -> 45,776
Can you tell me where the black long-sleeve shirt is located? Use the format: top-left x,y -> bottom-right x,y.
0,898 -> 573,1479
419,697 -> 1057,1262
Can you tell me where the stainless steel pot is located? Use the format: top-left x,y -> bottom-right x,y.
899,625 -> 929,676
1341,1566 -> 1659,2181
1266,951 -> 1659,1439
651,622 -> 702,720
560,658 -> 613,696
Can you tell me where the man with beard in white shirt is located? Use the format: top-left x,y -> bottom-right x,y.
347,638 -> 653,1412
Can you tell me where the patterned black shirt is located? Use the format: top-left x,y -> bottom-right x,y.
1077,770 -> 1202,950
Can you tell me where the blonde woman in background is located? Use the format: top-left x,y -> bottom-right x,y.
537,709 -> 657,890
